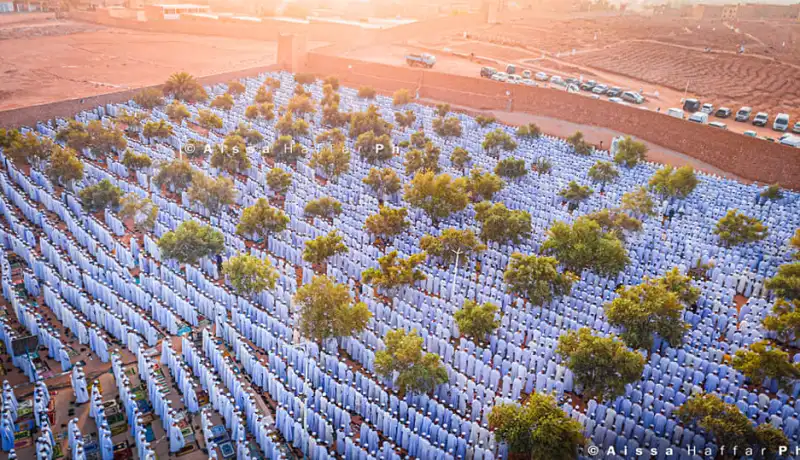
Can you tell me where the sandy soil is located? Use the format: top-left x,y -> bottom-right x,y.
0,20 -> 279,110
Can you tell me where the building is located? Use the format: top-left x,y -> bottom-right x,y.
143,2 -> 209,19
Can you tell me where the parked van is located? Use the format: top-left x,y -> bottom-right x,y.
683,98 -> 701,112
688,112 -> 709,124
506,64 -> 516,74
667,108 -> 685,119
773,113 -> 790,132
735,106 -> 752,122
622,91 -> 645,104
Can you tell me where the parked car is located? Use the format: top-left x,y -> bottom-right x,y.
606,87 -> 623,98
609,97 -> 626,104
480,67 -> 497,78
491,72 -> 508,82
773,113 -> 790,132
779,135 -> 800,148
683,98 -> 701,113
709,121 -> 727,130
405,53 -> 436,68
534,72 -> 548,82
592,84 -> 609,95
743,130 -> 757,137
565,77 -> 580,86
753,112 -> 769,127
736,106 -> 752,122
507,74 -> 522,84
688,112 -> 709,124
667,108 -> 685,119
793,121 -> 800,134
700,103 -> 714,114
520,79 -> 537,87
506,64 -> 516,74
550,75 -> 565,86
521,70 -> 531,79
580,80 -> 597,91
715,107 -> 732,118
621,91 -> 644,104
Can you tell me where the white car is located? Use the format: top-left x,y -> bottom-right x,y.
550,75 -> 565,86
688,112 -> 709,124
608,97 -> 626,104
666,108 -> 685,119
520,79 -> 537,87
534,72 -> 548,81
491,72 -> 508,82
507,74 -> 523,84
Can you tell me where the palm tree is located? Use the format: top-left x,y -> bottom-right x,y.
163,72 -> 206,102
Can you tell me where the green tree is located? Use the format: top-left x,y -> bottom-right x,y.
482,129 -> 517,157
473,201 -> 531,244
321,103 -> 350,128
454,300 -> 499,343
197,109 -> 223,130
733,340 -> 800,390
227,81 -> 245,95
655,267 -> 701,304
47,146 -> 84,188
269,135 -> 306,164
495,158 -> 527,180
606,281 -> 687,350
516,123 -> 542,139
362,251 -> 426,292
121,150 -> 153,172
163,71 -> 207,102
316,128 -> 346,146
475,114 -> 495,127
450,147 -> 471,171
295,275 -> 371,347
559,181 -> 593,208
557,328 -> 645,401
404,171 -> 469,225
266,167 -> 293,196
394,110 -> 416,129
142,120 -> 173,141
582,209 -> 642,241
541,217 -> 629,276
154,159 -> 194,193
364,206 -> 409,243
677,394 -> 788,459
187,173 -> 236,214
620,186 -> 656,217
133,87 -> 164,110
791,228 -> 800,258
87,120 -> 126,155
349,105 -> 392,139
613,136 -> 647,167
158,220 -> 224,265
714,210 -> 768,247
393,88 -> 412,106
254,85 -> 273,104
355,131 -> 393,164
410,132 -> 429,149
287,94 -> 316,117
303,231 -> 348,270
56,120 -> 91,152
245,105 -> 261,120
648,165 -> 698,199
0,128 -> 22,149
358,86 -> 376,99
232,123 -> 264,145
165,101 -> 191,124
304,196 -> 342,221
588,161 -> 619,186
375,329 -> 448,396
432,116 -> 462,138
210,93 -> 235,111
504,253 -> 575,305
404,144 -> 440,176
566,131 -> 592,156
117,110 -> 146,132
533,157 -> 553,175
222,253 -> 278,298
363,168 -> 401,202
766,262 -> 800,300
435,103 -> 450,117
323,76 -> 339,90
419,228 -> 486,266
764,299 -> 800,344
118,193 -> 158,232
211,134 -> 251,175
5,132 -> 53,167
321,84 -> 340,108
761,183 -> 783,201
310,144 -> 350,181
489,393 -> 585,460
79,179 -> 122,212
236,198 -> 289,247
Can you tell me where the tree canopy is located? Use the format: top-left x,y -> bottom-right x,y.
542,217 -> 629,276
304,196 -> 342,221
733,340 -> 800,391
5,131 -> 53,168
295,275 -> 371,347
582,208 -> 642,241
533,157 -> 553,175
475,114 -> 495,127
364,206 -> 409,242
287,94 -> 316,117
432,116 -> 462,138
269,135 -> 306,164
404,144 -> 441,176
620,186 -> 656,217
121,150 -> 153,172
494,158 -> 527,180
211,134 -> 251,175
236,198 -> 289,246
47,146 -> 84,188
303,231 -> 348,269
557,328 -> 645,401
163,72 -> 207,102
133,87 -> 164,110
154,159 -> 194,193
187,173 -> 236,215
308,143 -> 350,182
350,105 -> 392,139
265,167 -> 293,196
118,193 -> 158,232
392,88 -> 412,106
764,299 -> 800,344
504,253 -> 575,305
714,210 -> 768,247
222,253 -> 278,297
394,110 -> 416,130
466,168 -> 504,201
355,131 -> 394,164
375,329 -> 448,396
454,300 -> 499,343
450,147 -> 471,171
275,112 -> 309,138
362,251 -> 426,292
760,183 -> 783,201
419,228 -> 485,266
766,262 -> 800,300
165,101 -> 191,124
158,220 -> 224,265
197,109 -> 223,130
143,120 -> 174,140
404,171 -> 469,225
79,179 -> 122,212
363,168 -> 401,202
648,165 -> 698,199
516,123 -> 542,139
357,86 -> 376,99
613,136 -> 647,167
588,161 -> 619,185
566,131 -> 592,156
473,201 -> 532,244
482,129 -> 517,157
489,393 -> 585,460
558,181 -> 593,207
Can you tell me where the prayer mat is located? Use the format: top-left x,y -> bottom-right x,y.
144,424 -> 155,442
110,421 -> 127,437
210,424 -> 228,443
175,444 -> 197,457
219,441 -> 235,458
53,441 -> 64,459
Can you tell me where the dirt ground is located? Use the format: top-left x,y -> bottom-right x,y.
0,19 -> 280,110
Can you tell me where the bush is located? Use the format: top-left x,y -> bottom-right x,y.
393,88 -> 412,106
358,86 -> 377,99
